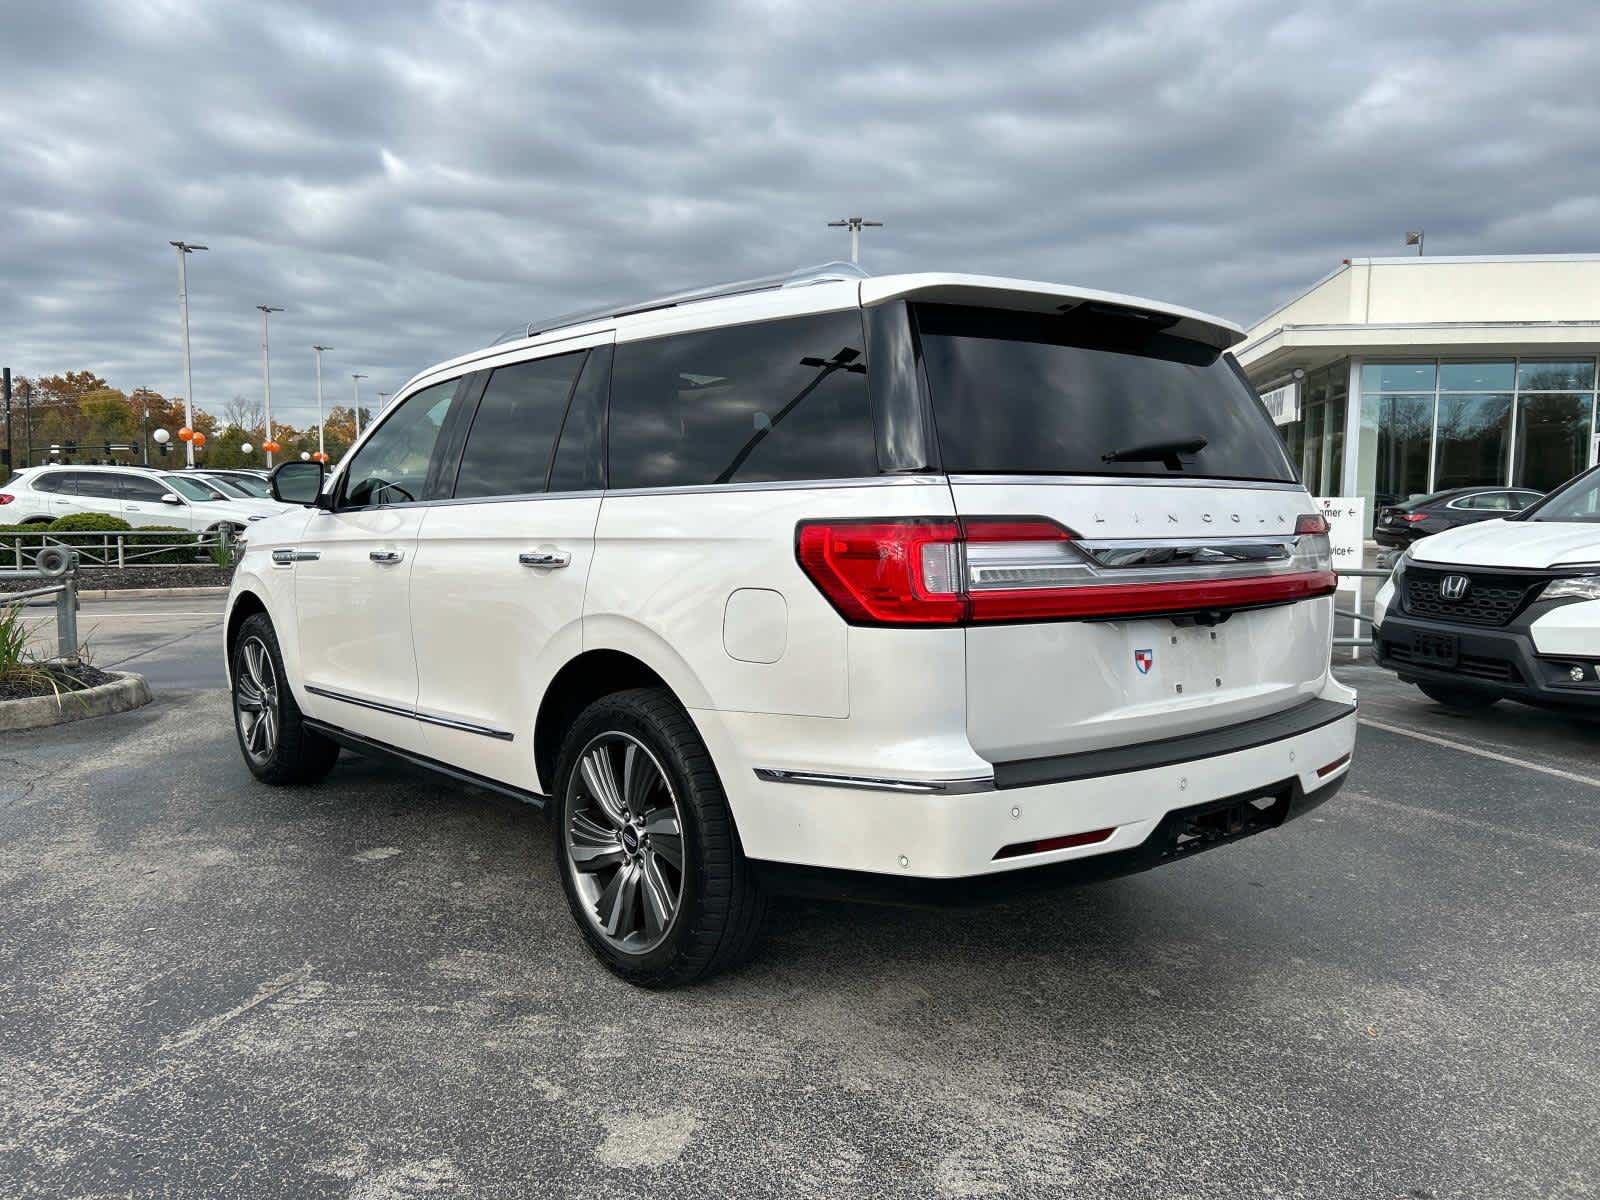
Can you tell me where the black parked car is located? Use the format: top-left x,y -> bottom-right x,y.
1374,487 -> 1544,549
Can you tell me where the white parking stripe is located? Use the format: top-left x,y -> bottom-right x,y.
1359,717 -> 1600,789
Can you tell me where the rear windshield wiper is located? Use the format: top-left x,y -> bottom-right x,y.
1101,436 -> 1208,471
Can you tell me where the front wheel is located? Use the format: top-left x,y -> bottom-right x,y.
553,688 -> 766,987
231,612 -> 340,784
1418,682 -> 1501,710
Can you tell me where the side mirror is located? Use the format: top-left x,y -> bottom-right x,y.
161,493 -> 182,504
271,460 -> 327,507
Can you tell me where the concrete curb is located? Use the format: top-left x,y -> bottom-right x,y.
79,586 -> 230,602
0,671 -> 154,733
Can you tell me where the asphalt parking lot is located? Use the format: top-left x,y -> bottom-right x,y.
2,597 -> 1597,1198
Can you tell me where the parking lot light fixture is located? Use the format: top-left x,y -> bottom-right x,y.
171,241 -> 208,468
257,305 -> 284,467
351,373 -> 368,439
312,344 -> 332,458
826,216 -> 883,264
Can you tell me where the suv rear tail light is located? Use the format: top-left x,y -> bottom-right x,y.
796,516 -> 1338,627
0,494 -> 13,505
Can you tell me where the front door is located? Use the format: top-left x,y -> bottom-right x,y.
293,377 -> 464,750
410,339 -> 610,790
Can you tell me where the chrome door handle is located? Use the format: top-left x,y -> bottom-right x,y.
519,549 -> 571,568
369,548 -> 405,564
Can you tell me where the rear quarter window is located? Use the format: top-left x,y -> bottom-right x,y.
608,310 -> 877,489
914,303 -> 1295,483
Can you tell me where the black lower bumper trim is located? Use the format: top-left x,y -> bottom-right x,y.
751,772 -> 1346,907
1374,612 -> 1600,710
992,697 -> 1355,789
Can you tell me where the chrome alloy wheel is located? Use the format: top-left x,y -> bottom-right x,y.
234,635 -> 280,765
564,732 -> 686,954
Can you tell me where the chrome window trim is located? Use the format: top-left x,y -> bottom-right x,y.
304,684 -> 515,742
948,474 -> 1307,492
753,767 -> 995,794
327,475 -> 944,511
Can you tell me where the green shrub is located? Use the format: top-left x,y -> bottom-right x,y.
48,512 -> 133,533
123,525 -> 202,565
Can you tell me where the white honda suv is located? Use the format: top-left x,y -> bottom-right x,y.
224,265 -> 1357,986
1374,464 -> 1600,710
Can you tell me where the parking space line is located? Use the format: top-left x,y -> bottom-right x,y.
1359,717 -> 1600,789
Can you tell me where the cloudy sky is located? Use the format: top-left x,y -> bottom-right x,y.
1,0 -> 1596,427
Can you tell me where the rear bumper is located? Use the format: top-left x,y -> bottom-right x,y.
1374,609 -> 1600,709
700,690 -> 1357,880
755,771 -> 1347,904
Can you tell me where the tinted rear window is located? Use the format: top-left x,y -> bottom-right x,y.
608,310 -> 877,489
454,350 -> 587,499
915,304 -> 1294,482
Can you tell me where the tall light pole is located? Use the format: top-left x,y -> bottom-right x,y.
351,373 -> 367,440
171,240 -> 208,467
1405,229 -> 1425,255
376,392 -> 390,415
257,304 -> 284,466
827,216 -> 882,264
311,344 -> 332,458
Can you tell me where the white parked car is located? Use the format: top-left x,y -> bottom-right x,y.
0,464 -> 284,535
224,265 -> 1357,986
1374,465 -> 1600,710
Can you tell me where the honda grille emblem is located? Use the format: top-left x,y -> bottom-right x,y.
1439,575 -> 1470,601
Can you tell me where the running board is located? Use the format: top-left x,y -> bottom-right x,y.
303,718 -> 547,810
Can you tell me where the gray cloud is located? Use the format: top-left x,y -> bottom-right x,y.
1,0 -> 1596,425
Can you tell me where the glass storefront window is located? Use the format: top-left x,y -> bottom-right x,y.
1433,393 -> 1512,491
1369,393 -> 1434,507
1514,393 -> 1595,491
1362,362 -> 1435,392
1517,361 -> 1596,391
1439,362 -> 1514,391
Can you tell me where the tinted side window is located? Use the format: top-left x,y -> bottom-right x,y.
76,472 -> 123,499
453,351 -> 586,499
609,310 -> 877,489
548,344 -> 610,493
342,380 -> 458,508
123,476 -> 171,502
30,472 -> 69,494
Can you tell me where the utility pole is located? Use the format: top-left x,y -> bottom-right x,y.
827,216 -> 883,264
312,344 -> 331,458
138,388 -> 150,465
351,373 -> 367,440
3,367 -> 11,472
171,240 -> 208,467
257,304 -> 284,467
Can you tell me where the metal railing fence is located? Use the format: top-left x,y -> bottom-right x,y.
0,548 -> 80,663
0,528 -> 234,569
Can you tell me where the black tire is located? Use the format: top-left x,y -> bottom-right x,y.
230,612 -> 340,785
1418,682 -> 1501,710
553,687 -> 766,987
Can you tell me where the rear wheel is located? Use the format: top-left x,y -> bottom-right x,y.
553,687 -> 766,987
1418,682 -> 1500,710
231,612 -> 340,784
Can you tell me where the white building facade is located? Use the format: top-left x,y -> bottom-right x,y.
1234,254 -> 1600,528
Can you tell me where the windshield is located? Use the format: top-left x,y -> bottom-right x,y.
163,475 -> 224,502
914,303 -> 1295,482
1524,468 -> 1600,523
222,474 -> 271,498
203,475 -> 255,498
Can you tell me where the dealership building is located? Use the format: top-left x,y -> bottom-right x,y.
1233,253 -> 1600,529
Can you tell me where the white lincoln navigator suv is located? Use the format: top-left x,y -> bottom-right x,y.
225,264 -> 1357,986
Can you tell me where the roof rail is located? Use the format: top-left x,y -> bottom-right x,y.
491,261 -> 870,346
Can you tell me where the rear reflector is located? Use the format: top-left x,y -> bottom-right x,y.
796,515 -> 1337,627
1316,752 -> 1352,779
993,826 -> 1115,860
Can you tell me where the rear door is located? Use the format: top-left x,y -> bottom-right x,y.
911,301 -> 1333,763
408,336 -> 610,789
